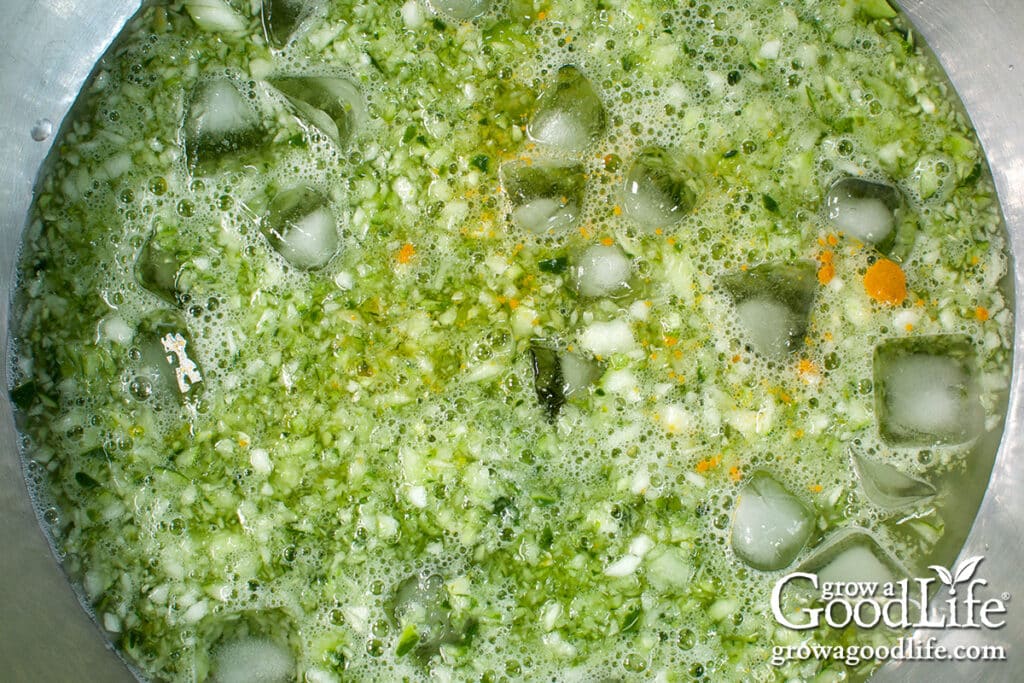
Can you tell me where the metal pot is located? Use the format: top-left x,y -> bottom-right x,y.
0,1 -> 1021,680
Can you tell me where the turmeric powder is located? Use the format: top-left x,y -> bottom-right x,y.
863,258 -> 907,305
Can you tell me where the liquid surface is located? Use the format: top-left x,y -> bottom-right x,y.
9,0 -> 1014,681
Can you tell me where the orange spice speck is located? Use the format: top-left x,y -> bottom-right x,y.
798,358 -> 817,376
612,205 -> 622,216
579,225 -> 591,238
817,250 -> 835,285
863,258 -> 907,305
536,10 -> 548,20
396,243 -> 416,264
809,484 -> 823,493
729,466 -> 743,482
508,298 -> 520,310
731,354 -> 741,364
663,335 -> 678,347
976,306 -> 990,321
826,233 -> 839,247
600,236 -> 615,246
696,454 -> 722,473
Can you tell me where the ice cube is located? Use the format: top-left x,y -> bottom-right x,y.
134,315 -> 203,403
733,298 -> 801,359
560,351 -> 601,398
530,344 -> 564,421
500,160 -> 585,235
429,0 -> 491,20
184,78 -> 266,173
261,186 -> 339,270
270,75 -> 364,149
621,148 -> 696,230
799,528 -> 905,586
261,0 -> 323,48
135,225 -> 183,305
527,66 -> 606,154
390,573 -> 472,659
185,0 -> 247,34
852,450 -> 936,509
825,177 -> 910,256
573,244 -> 632,298
730,472 -> 813,571
721,262 -> 817,359
213,637 -> 294,683
874,336 -> 982,446
530,344 -> 602,420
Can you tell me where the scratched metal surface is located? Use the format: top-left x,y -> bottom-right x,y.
0,1 -> 1021,681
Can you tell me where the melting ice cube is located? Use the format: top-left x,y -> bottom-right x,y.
622,148 -> 696,230
560,351 -> 602,398
261,186 -> 339,270
527,66 -> 606,154
135,225 -> 183,305
500,160 -> 585,235
573,244 -> 632,298
721,262 -> 817,360
825,177 -> 910,256
270,75 -> 364,148
852,450 -> 936,510
213,637 -> 295,683
799,528 -> 905,586
730,472 -> 813,571
390,573 -> 471,659
429,0 -> 491,20
874,336 -> 982,446
261,0 -> 323,48
530,344 -> 564,421
733,298 -> 801,359
184,78 -> 266,173
530,344 -> 602,420
134,314 -> 203,402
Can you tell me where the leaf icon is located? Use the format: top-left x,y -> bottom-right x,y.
930,564 -> 954,587
953,556 -> 984,584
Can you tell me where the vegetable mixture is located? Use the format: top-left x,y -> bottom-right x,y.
10,0 -> 1013,681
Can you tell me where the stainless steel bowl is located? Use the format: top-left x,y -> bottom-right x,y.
1,1 -> 1021,680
